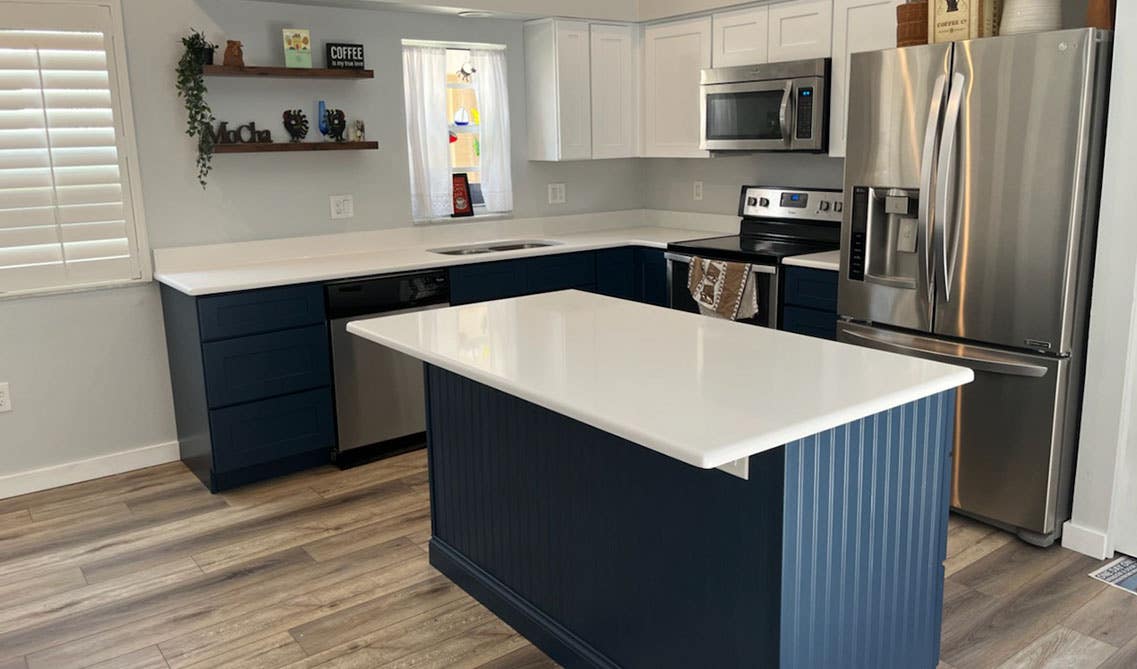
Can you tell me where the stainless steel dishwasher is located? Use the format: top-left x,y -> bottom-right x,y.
326,269 -> 449,468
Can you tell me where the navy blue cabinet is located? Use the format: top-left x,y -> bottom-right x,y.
781,266 -> 838,340
636,248 -> 668,307
451,248 -> 669,307
161,283 -> 333,492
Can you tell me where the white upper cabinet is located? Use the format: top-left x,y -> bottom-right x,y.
712,6 -> 770,67
525,19 -> 592,161
768,0 -> 833,62
643,16 -> 712,158
829,0 -> 900,157
590,24 -> 637,159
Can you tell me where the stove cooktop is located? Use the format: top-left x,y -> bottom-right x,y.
667,234 -> 838,265
667,186 -> 844,265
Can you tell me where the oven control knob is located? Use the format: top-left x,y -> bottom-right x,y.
759,197 -> 770,207
747,197 -> 758,207
819,201 -> 831,211
834,201 -> 843,213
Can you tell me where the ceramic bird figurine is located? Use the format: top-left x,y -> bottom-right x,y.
325,109 -> 347,142
222,40 -> 244,68
282,109 -> 308,142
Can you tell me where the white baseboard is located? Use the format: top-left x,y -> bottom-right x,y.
1062,520 -> 1113,559
0,441 -> 180,500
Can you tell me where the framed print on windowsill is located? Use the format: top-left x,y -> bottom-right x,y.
451,173 -> 474,217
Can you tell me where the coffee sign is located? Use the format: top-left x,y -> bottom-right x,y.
326,43 -> 365,69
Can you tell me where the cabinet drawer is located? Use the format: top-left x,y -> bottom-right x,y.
203,324 -> 331,408
524,252 -> 596,293
782,305 -> 838,340
209,388 -> 334,472
449,260 -> 526,306
784,267 -> 839,311
198,284 -> 325,341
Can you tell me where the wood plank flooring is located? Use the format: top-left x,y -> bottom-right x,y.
0,453 -> 1128,668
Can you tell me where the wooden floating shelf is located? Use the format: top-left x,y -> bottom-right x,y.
213,141 -> 379,154
203,65 -> 374,79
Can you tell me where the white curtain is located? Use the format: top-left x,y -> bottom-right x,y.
471,49 -> 513,213
402,46 -> 452,221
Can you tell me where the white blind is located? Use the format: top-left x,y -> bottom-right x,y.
0,16 -> 141,295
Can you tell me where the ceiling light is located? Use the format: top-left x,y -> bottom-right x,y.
457,10 -> 494,18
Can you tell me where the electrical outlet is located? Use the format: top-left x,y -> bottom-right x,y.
330,194 -> 354,220
547,183 -> 566,205
0,383 -> 10,413
693,181 -> 704,201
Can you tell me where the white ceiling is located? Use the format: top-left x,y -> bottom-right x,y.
254,0 -> 755,22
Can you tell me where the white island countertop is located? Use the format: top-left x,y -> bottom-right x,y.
347,290 -> 973,471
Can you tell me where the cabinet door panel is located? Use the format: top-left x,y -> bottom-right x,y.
768,0 -> 834,62
643,17 -> 712,158
595,247 -> 637,300
829,0 -> 900,157
712,6 -> 770,67
636,247 -> 668,307
556,20 -> 593,161
524,252 -> 596,294
449,261 -> 526,305
590,24 -> 636,159
209,388 -> 334,472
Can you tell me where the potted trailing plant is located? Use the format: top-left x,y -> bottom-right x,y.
176,30 -> 217,188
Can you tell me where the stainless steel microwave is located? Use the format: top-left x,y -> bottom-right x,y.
700,58 -> 829,152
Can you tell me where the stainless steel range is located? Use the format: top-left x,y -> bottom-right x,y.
666,186 -> 843,328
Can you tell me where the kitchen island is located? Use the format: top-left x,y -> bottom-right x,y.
347,291 -> 973,669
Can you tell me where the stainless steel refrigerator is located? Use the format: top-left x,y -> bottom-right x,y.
836,29 -> 1112,546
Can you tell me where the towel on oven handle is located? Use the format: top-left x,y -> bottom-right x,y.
687,257 -> 759,321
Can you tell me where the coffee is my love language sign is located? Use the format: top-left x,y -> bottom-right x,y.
326,43 -> 365,69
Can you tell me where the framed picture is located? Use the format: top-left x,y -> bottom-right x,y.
282,29 -> 312,68
451,173 -> 474,217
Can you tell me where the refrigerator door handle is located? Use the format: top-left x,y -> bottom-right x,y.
919,74 -> 948,307
840,329 -> 1050,378
936,73 -> 966,303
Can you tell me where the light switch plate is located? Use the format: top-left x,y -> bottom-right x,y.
330,194 -> 354,219
547,183 -> 566,205
0,382 -> 10,413
693,181 -> 704,201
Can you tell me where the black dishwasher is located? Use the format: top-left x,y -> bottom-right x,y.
325,269 -> 449,468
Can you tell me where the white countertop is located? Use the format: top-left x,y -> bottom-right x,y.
154,223 -> 716,296
783,250 -> 840,271
347,290 -> 973,471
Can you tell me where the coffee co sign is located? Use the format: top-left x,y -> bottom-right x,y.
326,43 -> 365,69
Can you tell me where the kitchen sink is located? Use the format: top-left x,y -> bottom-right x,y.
429,240 -> 561,256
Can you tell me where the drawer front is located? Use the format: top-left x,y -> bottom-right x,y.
203,324 -> 331,408
198,284 -> 325,341
209,388 -> 334,472
595,247 -> 637,300
784,266 -> 838,311
782,305 -> 837,340
449,261 -> 526,306
523,252 -> 596,294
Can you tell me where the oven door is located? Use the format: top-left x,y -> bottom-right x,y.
666,253 -> 779,329
700,77 -> 825,152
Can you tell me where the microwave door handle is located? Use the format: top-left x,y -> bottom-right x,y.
919,74 -> 948,307
936,73 -> 966,303
779,81 -> 793,146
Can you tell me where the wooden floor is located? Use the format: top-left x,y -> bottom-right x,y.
0,452 -> 1131,669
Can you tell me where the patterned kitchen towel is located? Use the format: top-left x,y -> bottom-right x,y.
687,257 -> 759,321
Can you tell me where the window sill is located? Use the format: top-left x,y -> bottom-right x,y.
414,211 -> 514,226
0,276 -> 152,302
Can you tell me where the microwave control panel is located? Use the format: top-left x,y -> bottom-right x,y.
796,87 -> 815,140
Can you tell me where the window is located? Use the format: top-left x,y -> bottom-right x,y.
402,41 -> 512,222
0,1 -> 147,297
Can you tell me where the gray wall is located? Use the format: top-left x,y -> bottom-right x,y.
641,154 -> 845,214
132,0 -> 645,248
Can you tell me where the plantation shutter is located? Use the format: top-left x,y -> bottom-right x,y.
0,2 -> 143,295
